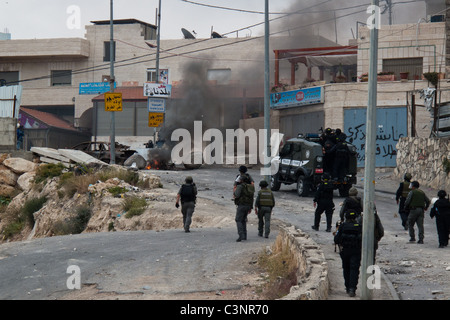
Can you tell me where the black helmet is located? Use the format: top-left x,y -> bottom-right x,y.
259,180 -> 269,188
410,181 -> 420,188
438,190 -> 447,199
239,165 -> 247,173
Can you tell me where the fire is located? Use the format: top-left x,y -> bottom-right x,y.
146,159 -> 161,170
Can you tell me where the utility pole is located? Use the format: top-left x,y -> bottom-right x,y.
361,0 -> 379,300
154,0 -> 162,144
264,0 -> 271,183
109,0 -> 116,164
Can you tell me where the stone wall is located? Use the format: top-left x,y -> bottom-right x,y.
394,137 -> 450,190
0,118 -> 17,151
275,224 -> 329,300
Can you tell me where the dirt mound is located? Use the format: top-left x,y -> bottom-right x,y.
0,167 -> 234,243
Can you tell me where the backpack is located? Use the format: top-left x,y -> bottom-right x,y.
237,183 -> 255,206
180,184 -> 196,203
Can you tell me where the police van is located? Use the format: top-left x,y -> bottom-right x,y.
270,133 -> 357,197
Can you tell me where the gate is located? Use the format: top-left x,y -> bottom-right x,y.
344,107 -> 407,167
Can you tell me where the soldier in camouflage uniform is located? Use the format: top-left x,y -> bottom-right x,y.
254,180 -> 275,238
405,181 -> 430,244
233,174 -> 255,242
396,173 -> 412,230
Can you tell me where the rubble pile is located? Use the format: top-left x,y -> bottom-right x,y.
0,154 -> 38,198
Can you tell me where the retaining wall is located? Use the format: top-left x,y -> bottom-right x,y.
276,224 -> 329,300
394,137 -> 450,191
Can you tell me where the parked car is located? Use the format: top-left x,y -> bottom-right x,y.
71,141 -> 136,165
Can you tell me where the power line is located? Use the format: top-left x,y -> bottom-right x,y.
10,0 -> 443,85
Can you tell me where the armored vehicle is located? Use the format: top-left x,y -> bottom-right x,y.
270,134 -> 357,197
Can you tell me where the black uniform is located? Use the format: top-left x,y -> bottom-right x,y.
330,138 -> 349,181
334,214 -> 362,297
430,196 -> 450,248
396,178 -> 412,230
312,177 -> 335,232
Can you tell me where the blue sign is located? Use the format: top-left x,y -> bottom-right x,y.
148,98 -> 166,113
79,82 -> 116,95
270,86 -> 324,109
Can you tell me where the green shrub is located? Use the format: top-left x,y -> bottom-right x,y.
34,163 -> 65,184
108,186 -> 128,197
122,196 -> 147,218
20,196 -> 47,226
52,205 -> 92,236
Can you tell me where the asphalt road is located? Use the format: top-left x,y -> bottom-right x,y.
0,166 -> 448,300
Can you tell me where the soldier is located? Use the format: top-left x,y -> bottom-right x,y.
255,180 -> 275,238
330,136 -> 350,181
396,173 -> 412,230
334,211 -> 363,297
405,181 -> 430,244
312,173 -> 335,232
429,190 -> 450,248
234,173 -> 255,242
339,187 -> 363,222
176,176 -> 197,233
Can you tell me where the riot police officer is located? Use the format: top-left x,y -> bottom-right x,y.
312,173 -> 335,232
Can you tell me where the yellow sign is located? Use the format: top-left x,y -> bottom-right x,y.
148,112 -> 164,127
105,92 -> 123,112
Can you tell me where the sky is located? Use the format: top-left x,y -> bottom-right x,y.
0,0 -> 433,44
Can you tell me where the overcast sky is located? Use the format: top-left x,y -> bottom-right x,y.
0,0 -> 430,44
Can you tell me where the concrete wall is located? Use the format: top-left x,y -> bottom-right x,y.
0,118 -> 17,151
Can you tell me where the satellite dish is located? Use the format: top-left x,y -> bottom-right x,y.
211,31 -> 223,39
181,28 -> 196,39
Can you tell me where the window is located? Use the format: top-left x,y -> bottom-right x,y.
382,58 -> 423,80
51,70 -> 72,86
0,71 -> 19,86
147,68 -> 169,84
104,41 -> 116,62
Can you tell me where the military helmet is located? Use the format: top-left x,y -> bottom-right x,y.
438,190 -> 447,199
239,165 -> 248,173
404,173 -> 412,181
410,181 -> 420,188
259,180 -> 269,188
348,187 -> 358,196
185,176 -> 193,183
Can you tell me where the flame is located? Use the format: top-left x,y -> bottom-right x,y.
146,159 -> 161,170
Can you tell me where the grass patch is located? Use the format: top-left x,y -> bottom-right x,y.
1,197 -> 47,240
52,205 -> 92,236
122,196 -> 148,218
20,196 -> 47,226
34,163 -> 65,184
108,186 -> 128,197
257,237 -> 298,300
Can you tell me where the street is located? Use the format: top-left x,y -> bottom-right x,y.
0,166 -> 448,300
